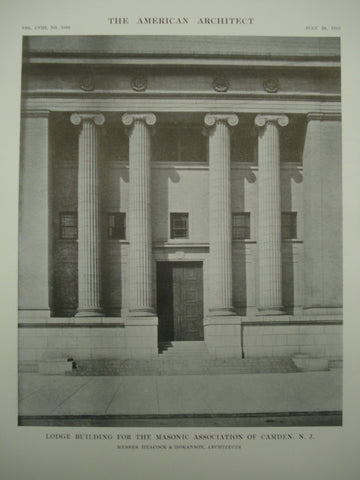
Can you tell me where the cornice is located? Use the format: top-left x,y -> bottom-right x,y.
23,57 -> 341,69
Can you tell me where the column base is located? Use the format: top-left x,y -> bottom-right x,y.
257,307 -> 286,316
75,309 -> 103,317
127,308 -> 156,317
207,307 -> 236,317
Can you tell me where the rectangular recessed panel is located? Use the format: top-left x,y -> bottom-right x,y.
173,263 -> 203,341
184,290 -> 196,302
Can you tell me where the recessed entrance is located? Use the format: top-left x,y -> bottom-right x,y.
156,262 -> 204,342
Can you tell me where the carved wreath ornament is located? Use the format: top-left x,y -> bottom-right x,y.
263,77 -> 280,93
212,76 -> 229,92
80,76 -> 95,91
131,76 -> 147,92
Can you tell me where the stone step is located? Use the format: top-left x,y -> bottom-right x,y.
161,341 -> 206,347
160,352 -> 210,358
159,341 -> 207,354
68,356 -> 299,376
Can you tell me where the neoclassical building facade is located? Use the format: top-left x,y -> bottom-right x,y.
18,36 -> 342,363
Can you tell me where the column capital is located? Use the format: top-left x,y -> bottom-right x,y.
255,114 -> 289,128
21,109 -> 51,119
122,113 -> 157,127
204,113 -> 238,128
70,113 -> 105,126
306,112 -> 341,122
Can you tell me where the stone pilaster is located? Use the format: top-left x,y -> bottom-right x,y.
303,113 -> 342,315
205,113 -> 238,315
71,113 -> 105,316
122,113 -> 156,315
255,114 -> 288,315
19,110 -> 51,320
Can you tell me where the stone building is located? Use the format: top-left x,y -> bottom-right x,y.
18,36 -> 342,364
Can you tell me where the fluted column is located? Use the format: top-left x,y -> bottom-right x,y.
255,114 -> 288,315
122,113 -> 156,315
205,113 -> 238,315
71,113 -> 105,316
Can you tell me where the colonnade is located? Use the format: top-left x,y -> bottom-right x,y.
70,112 -> 288,317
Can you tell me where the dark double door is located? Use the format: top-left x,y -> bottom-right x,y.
157,262 -> 204,342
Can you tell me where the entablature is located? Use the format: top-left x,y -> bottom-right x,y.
21,97 -> 342,115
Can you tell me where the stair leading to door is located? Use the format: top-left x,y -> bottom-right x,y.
158,341 -> 208,354
67,341 -> 300,376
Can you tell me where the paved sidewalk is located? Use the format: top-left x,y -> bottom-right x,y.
18,370 -> 342,417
